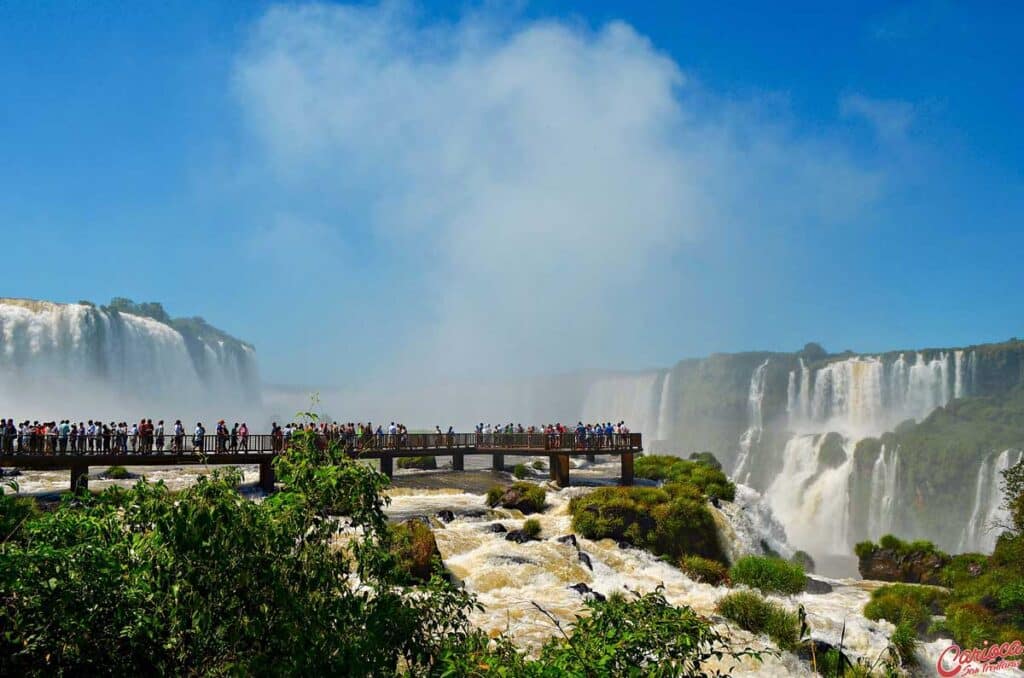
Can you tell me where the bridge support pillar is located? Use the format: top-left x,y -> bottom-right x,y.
452,453 -> 464,471
70,462 -> 89,493
491,454 -> 504,472
620,452 -> 634,486
259,462 -> 276,493
554,455 -> 570,487
380,456 -> 393,478
548,455 -> 557,481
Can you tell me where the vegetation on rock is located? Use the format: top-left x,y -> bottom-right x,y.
854,535 -> 949,584
397,455 -> 437,470
513,463 -> 528,479
103,465 -> 131,479
389,519 -> 442,583
679,555 -> 729,585
485,481 -> 546,514
570,484 -> 724,562
716,590 -> 800,650
634,454 -> 736,501
729,556 -> 806,595
522,518 -> 541,539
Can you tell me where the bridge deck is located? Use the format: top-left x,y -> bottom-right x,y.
1,432 -> 642,490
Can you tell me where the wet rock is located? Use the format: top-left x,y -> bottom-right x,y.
568,582 -> 605,602
485,523 -> 508,534
458,508 -> 490,519
804,577 -> 833,594
0,468 -> 22,477
617,540 -> 631,550
493,554 -> 537,566
857,543 -> 950,585
505,529 -> 538,544
709,496 -> 721,509
556,534 -> 578,548
796,639 -> 836,664
436,510 -> 455,523
578,551 -> 593,571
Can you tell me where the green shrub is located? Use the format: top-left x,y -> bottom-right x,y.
863,587 -> 931,632
730,556 -> 806,595
513,464 -> 528,479
716,590 -> 800,650
889,621 -> 918,667
790,550 -> 815,573
634,455 -> 736,501
943,602 -> 1001,647
688,451 -> 722,470
0,489 -> 40,541
523,518 -> 541,539
104,466 -> 130,479
680,555 -> 729,586
531,460 -> 545,471
485,481 -> 546,514
396,455 -> 437,470
570,486 -> 724,562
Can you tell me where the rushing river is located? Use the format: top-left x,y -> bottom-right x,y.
1,456 -> 996,676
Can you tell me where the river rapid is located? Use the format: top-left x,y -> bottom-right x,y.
2,456 -> 998,677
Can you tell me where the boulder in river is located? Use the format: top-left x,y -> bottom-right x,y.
568,582 -> 605,602
855,536 -> 950,585
485,523 -> 508,534
578,551 -> 593,571
436,510 -> 455,523
505,529 -> 538,544
804,577 -> 833,594
556,534 -> 578,548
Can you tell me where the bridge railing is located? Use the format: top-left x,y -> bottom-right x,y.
0,430 -> 642,456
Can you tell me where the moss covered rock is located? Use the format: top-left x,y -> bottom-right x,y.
855,535 -> 950,585
570,486 -> 724,562
389,518 -> 442,583
485,482 -> 546,514
397,456 -> 437,470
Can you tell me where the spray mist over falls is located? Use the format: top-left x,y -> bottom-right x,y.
0,299 -> 261,422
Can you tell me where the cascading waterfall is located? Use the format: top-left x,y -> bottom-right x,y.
0,299 -> 260,418
579,371 -> 663,439
959,449 -> 1023,552
787,351 -> 970,437
866,445 -> 899,539
732,360 -> 769,482
763,350 -> 979,560
765,434 -> 854,555
654,370 -> 674,443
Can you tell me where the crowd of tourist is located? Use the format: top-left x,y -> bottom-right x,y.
0,418 -> 633,455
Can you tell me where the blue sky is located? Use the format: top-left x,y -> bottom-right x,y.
1,1 -> 1022,386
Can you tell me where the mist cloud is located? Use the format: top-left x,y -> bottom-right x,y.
234,2 -> 882,384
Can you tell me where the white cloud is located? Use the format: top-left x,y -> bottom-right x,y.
233,2 -> 884,379
840,93 -> 916,143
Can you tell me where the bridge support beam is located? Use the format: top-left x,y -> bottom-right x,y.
259,462 -> 276,493
554,455 -> 570,487
70,462 -> 89,493
452,453 -> 464,471
491,454 -> 504,472
620,452 -> 634,486
380,456 -> 393,479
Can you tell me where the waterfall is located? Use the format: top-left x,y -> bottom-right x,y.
0,299 -> 260,418
866,445 -> 900,539
959,449 -> 1023,552
765,434 -> 854,556
579,371 -> 662,435
786,351 -> 970,437
732,359 -> 769,482
654,370 -> 674,443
